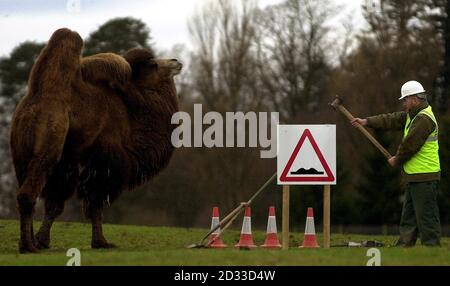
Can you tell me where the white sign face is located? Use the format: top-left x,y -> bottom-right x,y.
277,125 -> 336,185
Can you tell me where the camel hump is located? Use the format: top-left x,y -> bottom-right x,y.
81,53 -> 132,88
28,28 -> 84,95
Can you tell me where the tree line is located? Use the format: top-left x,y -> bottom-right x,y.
0,0 -> 449,231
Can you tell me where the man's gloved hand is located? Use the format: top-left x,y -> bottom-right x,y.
388,156 -> 397,167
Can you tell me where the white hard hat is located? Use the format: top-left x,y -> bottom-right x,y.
399,80 -> 425,100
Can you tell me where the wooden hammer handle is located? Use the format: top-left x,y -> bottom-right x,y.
337,105 -> 393,160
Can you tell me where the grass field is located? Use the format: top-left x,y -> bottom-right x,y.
0,219 -> 449,266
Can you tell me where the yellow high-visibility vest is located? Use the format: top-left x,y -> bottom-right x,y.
403,105 -> 440,174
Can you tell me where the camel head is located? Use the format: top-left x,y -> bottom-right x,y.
123,48 -> 183,89
155,58 -> 183,77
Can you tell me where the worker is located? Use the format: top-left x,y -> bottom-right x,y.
351,80 -> 441,247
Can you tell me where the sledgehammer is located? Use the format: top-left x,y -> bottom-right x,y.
330,95 -> 392,160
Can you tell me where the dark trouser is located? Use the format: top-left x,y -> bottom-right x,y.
398,180 -> 441,246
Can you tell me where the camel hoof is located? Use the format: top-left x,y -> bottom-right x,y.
19,241 -> 39,254
35,240 -> 50,249
35,233 -> 50,249
92,241 -> 116,249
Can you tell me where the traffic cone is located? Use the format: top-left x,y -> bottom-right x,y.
208,207 -> 227,248
300,207 -> 320,248
261,206 -> 281,248
235,207 -> 257,248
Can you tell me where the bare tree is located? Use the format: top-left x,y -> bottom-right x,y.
256,0 -> 337,121
187,0 -> 273,213
189,0 -> 262,111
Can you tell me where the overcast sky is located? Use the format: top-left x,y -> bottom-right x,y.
0,0 -> 364,57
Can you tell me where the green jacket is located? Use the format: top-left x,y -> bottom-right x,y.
366,101 -> 440,183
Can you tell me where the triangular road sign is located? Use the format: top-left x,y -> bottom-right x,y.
280,129 -> 335,182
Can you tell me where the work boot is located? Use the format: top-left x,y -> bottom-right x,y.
393,238 -> 415,248
422,241 -> 441,247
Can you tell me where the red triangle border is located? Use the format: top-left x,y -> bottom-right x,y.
280,128 -> 335,182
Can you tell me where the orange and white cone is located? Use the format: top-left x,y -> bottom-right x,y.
235,207 -> 257,248
208,207 -> 227,248
300,207 -> 320,248
261,206 -> 281,248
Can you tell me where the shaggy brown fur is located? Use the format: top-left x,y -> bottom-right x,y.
80,53 -> 132,88
10,28 -> 182,253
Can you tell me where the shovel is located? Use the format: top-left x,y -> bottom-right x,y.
186,172 -> 277,249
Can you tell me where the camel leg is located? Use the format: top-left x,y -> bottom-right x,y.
16,111 -> 69,253
36,162 -> 78,249
83,200 -> 116,249
17,185 -> 38,253
35,199 -> 65,249
17,159 -> 52,253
